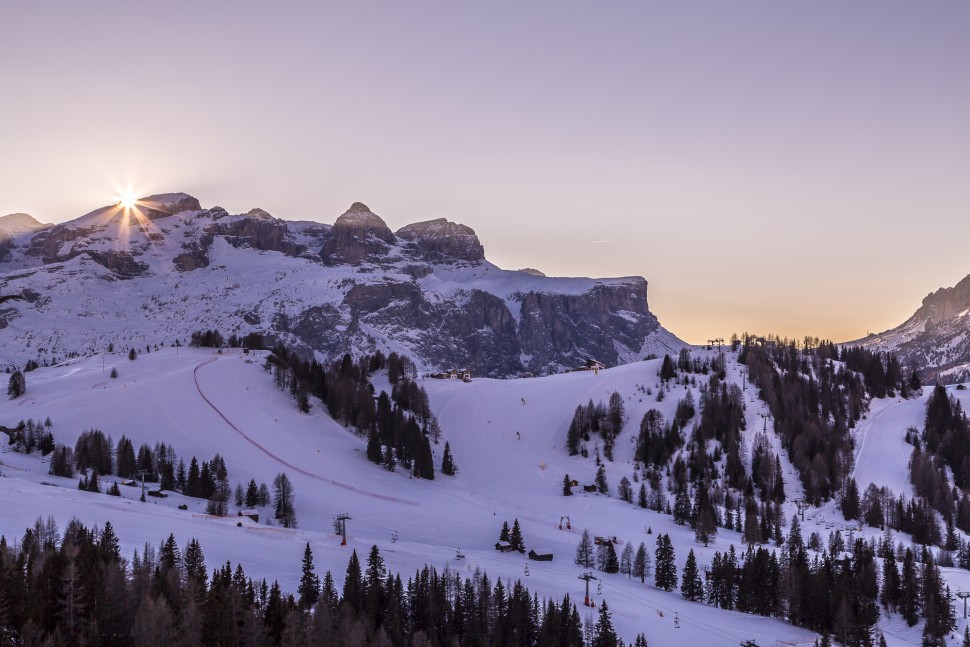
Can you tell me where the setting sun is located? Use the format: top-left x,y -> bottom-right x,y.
117,191 -> 137,209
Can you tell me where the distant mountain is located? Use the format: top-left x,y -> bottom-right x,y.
0,193 -> 683,375
0,213 -> 50,262
0,213 -> 50,237
854,274 -> 970,383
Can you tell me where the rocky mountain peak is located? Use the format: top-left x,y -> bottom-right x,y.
137,193 -> 202,221
321,203 -> 396,265
396,218 -> 485,264
914,274 -> 970,328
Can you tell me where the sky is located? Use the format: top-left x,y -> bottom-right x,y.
1,1 -> 968,344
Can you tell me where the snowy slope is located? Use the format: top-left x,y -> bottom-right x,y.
0,347 -> 816,647
5,343 -> 967,645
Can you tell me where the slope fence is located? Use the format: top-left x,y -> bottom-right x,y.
192,357 -> 419,507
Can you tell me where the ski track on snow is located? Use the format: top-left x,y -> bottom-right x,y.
192,357 -> 420,507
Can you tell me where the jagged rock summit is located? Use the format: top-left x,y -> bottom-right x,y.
856,273 -> 970,383
0,194 -> 683,376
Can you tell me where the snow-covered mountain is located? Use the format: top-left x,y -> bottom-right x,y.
854,274 -> 970,383
0,193 -> 682,375
0,212 -> 50,262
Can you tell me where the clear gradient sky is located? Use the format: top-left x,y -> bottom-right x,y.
2,1 -> 968,344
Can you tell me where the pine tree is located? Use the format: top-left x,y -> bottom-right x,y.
595,465 -> 609,495
841,477 -> 861,520
499,521 -> 510,543
633,542 -> 651,583
620,543 -> 634,577
366,428 -> 382,464
440,441 -> 456,475
272,472 -> 297,528
654,534 -> 677,591
563,473 -> 573,496
901,548 -> 920,626
659,354 -> 677,381
575,529 -> 595,568
509,519 -> 526,553
244,479 -> 259,508
7,370 -> 25,399
298,543 -> 320,609
603,542 -> 619,574
592,600 -> 619,647
110,367 -> 118,379
128,348 -> 137,361
638,483 -> 647,508
680,549 -> 703,601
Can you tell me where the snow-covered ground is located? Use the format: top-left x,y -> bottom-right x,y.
1,346 -> 967,645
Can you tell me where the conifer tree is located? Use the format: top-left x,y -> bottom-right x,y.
273,472 -> 297,528
509,519 -> 526,553
620,543 -> 634,577
298,543 -> 320,609
654,534 -> 677,591
440,441 -> 456,475
638,483 -> 647,508
659,354 -> 676,381
592,600 -> 619,647
7,370 -> 25,399
595,465 -> 609,495
841,477 -> 861,520
499,521 -> 510,543
603,542 -> 619,574
563,473 -> 573,496
128,348 -> 137,361
633,542 -> 651,583
575,529 -> 595,568
366,428 -> 382,464
680,549 -> 703,601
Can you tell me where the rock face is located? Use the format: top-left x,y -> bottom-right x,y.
137,193 -> 203,221
396,219 -> 485,264
320,203 -> 395,265
855,274 -> 970,383
0,195 -> 684,376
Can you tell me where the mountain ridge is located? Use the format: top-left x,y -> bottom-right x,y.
853,273 -> 970,382
0,193 -> 683,375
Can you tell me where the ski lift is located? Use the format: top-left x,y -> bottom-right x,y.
559,516 -> 571,530
391,531 -> 398,543
523,565 -> 530,576
455,548 -> 465,560
596,581 -> 603,595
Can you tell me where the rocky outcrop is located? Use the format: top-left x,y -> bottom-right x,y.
912,275 -> 970,329
396,219 -> 485,264
207,213 -> 304,256
856,274 -> 970,382
516,279 -> 658,372
137,194 -> 202,221
26,225 -> 98,263
320,203 -> 396,266
83,251 -> 150,278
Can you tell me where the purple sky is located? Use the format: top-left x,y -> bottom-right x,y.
2,1 -> 968,343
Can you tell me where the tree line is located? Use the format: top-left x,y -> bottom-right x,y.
0,519 -> 647,647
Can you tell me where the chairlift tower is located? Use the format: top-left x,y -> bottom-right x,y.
135,469 -> 150,501
335,513 -> 351,546
578,572 -> 598,607
956,591 -> 970,618
794,498 -> 808,522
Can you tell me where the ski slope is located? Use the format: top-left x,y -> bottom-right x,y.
7,345 -> 969,645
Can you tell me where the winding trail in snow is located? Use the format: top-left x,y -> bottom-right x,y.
192,357 -> 420,507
